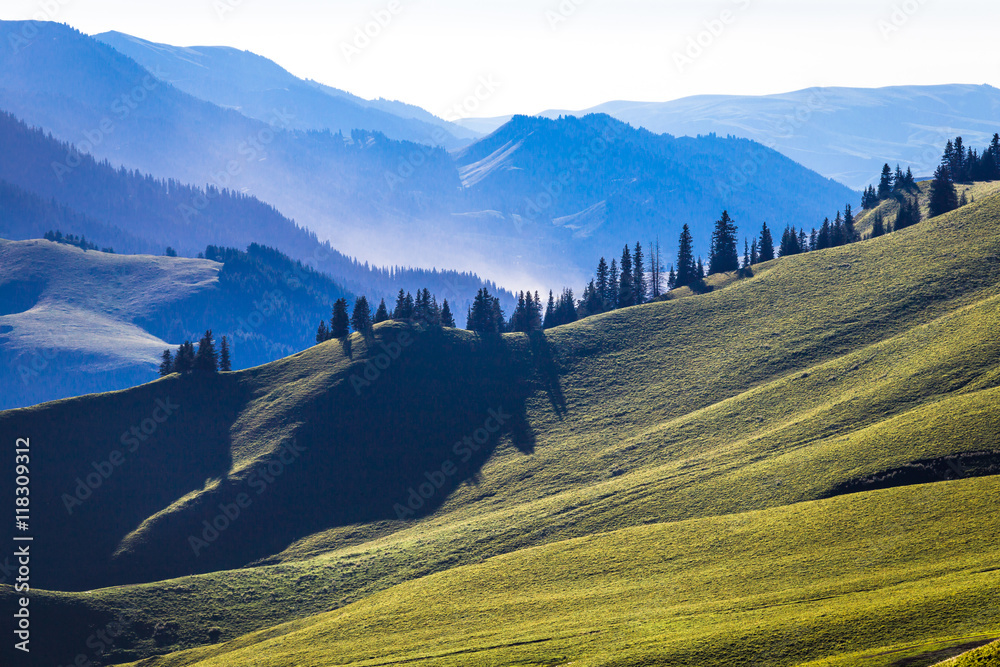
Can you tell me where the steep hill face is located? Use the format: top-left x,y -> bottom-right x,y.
94,31 -> 477,148
543,84 -> 1000,189
3,189 -> 1000,645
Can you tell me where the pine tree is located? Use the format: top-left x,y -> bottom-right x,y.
696,257 -> 705,279
528,291 -> 542,330
928,164 -> 959,217
316,320 -> 330,344
871,210 -> 885,238
667,265 -> 676,291
159,349 -> 174,377
174,341 -> 196,373
374,299 -> 390,324
674,224 -> 697,288
608,259 -> 619,309
219,336 -> 231,372
331,298 -> 350,338
651,238 -> 664,299
469,288 -> 503,334
195,330 -> 218,373
393,289 -> 409,320
877,164 -> 894,199
843,204 -> 856,243
990,133 -> 1000,180
743,239 -> 750,269
750,239 -> 759,265
351,296 -> 373,337
618,245 -> 635,308
817,218 -> 831,250
441,300 -> 456,328
708,210 -> 739,274
544,290 -> 556,327
633,242 -> 647,304
596,257 -> 610,306
758,222 -> 775,262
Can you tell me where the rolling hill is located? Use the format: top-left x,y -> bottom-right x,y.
2,184 -> 1000,666
0,239 -> 357,410
535,84 -> 1000,190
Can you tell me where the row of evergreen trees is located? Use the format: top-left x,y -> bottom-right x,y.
316,289 -> 458,342
159,331 -> 231,376
941,135 -> 1000,184
43,229 -> 115,253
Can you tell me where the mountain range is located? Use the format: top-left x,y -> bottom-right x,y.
0,20 -> 859,289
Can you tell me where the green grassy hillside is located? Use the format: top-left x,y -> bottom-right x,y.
938,640 -> 1000,667
4,189 -> 1000,666
119,475 -> 1000,667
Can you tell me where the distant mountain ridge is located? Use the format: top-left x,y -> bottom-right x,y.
537,84 -> 1000,189
95,31 -> 479,148
1,21 -> 859,289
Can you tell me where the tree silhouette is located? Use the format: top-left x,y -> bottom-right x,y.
219,336 -> 232,372
351,296 -> 373,337
331,299 -> 350,338
195,330 -> 219,372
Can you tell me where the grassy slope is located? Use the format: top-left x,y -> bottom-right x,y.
122,476 -> 1000,667
854,180 -> 1000,237
5,189 -> 1000,664
938,640 -> 1000,666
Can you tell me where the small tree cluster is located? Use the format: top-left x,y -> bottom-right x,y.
160,331 -> 230,376
43,230 -> 113,253
864,164 -> 918,209
942,135 -> 1000,184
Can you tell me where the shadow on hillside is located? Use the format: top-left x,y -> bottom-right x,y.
527,331 -> 567,418
104,325 -> 547,585
0,372 -> 242,592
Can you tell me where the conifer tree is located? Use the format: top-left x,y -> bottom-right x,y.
608,259 -> 619,309
393,289 -> 408,320
667,265 -> 676,291
174,341 -> 196,373
374,299 -> 390,324
709,210 -> 739,274
195,330 -> 218,373
219,336 -> 231,372
674,224 -> 697,288
651,238 -> 663,299
351,296 -> 373,337
633,242 -> 647,304
878,164 -> 894,199
159,349 -> 174,377
696,257 -> 705,279
871,210 -> 885,238
843,204 -> 856,243
441,299 -> 456,328
528,291 -> 543,330
758,223 -> 775,262
331,298 -> 350,338
468,288 -> 503,334
544,290 -> 556,327
316,320 -> 330,344
743,239 -> 750,269
596,257 -> 610,306
928,164 -> 959,217
618,245 -> 635,308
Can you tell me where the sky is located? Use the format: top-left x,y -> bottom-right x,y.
4,0 -> 999,118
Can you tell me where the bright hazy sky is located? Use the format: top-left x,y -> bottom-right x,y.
5,0 -> 998,118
